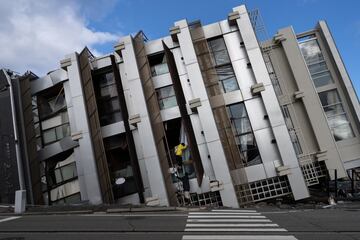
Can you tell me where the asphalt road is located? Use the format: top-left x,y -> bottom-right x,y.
0,208 -> 359,240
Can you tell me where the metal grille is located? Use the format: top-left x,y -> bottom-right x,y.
235,176 -> 292,204
301,160 -> 327,186
177,191 -> 223,207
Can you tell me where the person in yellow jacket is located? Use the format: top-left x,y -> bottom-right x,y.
175,143 -> 187,166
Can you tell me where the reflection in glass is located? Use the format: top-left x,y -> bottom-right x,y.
228,103 -> 262,166
318,89 -> 354,141
156,85 -> 178,110
298,38 -> 333,88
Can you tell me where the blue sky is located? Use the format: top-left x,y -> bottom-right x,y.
1,0 -> 359,97
89,0 -> 360,97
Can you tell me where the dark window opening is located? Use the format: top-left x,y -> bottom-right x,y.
227,103 -> 262,167
148,52 -> 169,77
93,70 -> 123,126
104,134 -> 137,199
163,118 -> 196,182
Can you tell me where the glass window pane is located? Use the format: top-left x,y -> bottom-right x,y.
108,99 -> 120,112
149,53 -> 169,77
61,163 -> 77,181
158,85 -> 175,98
64,193 -> 81,204
56,125 -> 64,139
332,123 -> 354,141
100,111 -> 123,126
327,114 -> 349,128
153,63 -> 169,76
312,71 -> 333,87
229,103 -> 247,119
308,61 -> 328,74
299,39 -> 324,65
244,149 -> 262,166
98,72 -> 115,87
55,169 -> 62,183
239,133 -> 256,152
100,84 -> 118,98
324,103 -> 344,117
43,128 -> 56,144
161,96 -> 177,110
234,118 -> 252,134
216,65 -> 235,80
318,90 -> 341,107
209,38 -> 227,52
222,78 -> 239,93
213,50 -> 230,65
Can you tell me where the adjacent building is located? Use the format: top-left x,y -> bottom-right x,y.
1,5 -> 359,207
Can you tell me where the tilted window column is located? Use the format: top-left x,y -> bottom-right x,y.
318,89 -> 354,141
298,38 -> 333,88
37,85 -> 71,146
93,70 -> 123,126
227,102 -> 262,167
207,37 -> 239,93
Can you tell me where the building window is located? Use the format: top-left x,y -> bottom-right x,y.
156,85 -> 178,110
41,112 -> 70,145
104,134 -> 138,199
281,105 -> 302,156
54,162 -> 78,185
227,103 -> 262,167
148,52 -> 169,77
298,38 -> 333,87
318,90 -> 354,141
93,70 -> 123,126
207,37 -> 239,93
37,85 -> 71,146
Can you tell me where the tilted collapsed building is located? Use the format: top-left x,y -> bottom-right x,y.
0,5 -> 359,207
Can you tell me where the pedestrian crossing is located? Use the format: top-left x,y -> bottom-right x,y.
182,209 -> 297,240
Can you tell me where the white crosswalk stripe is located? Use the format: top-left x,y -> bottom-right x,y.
182,209 -> 297,240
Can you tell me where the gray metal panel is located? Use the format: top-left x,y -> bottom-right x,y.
37,136 -> 79,161
101,121 -> 126,138
31,69 -> 68,95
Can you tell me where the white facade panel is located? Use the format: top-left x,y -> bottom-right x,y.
244,97 -> 270,131
152,73 -> 173,89
203,22 -> 222,39
232,59 -> 256,90
224,31 -> 247,62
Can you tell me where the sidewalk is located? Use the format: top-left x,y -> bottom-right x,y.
1,198 -> 360,216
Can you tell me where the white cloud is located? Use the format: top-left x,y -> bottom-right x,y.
0,0 -> 121,76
